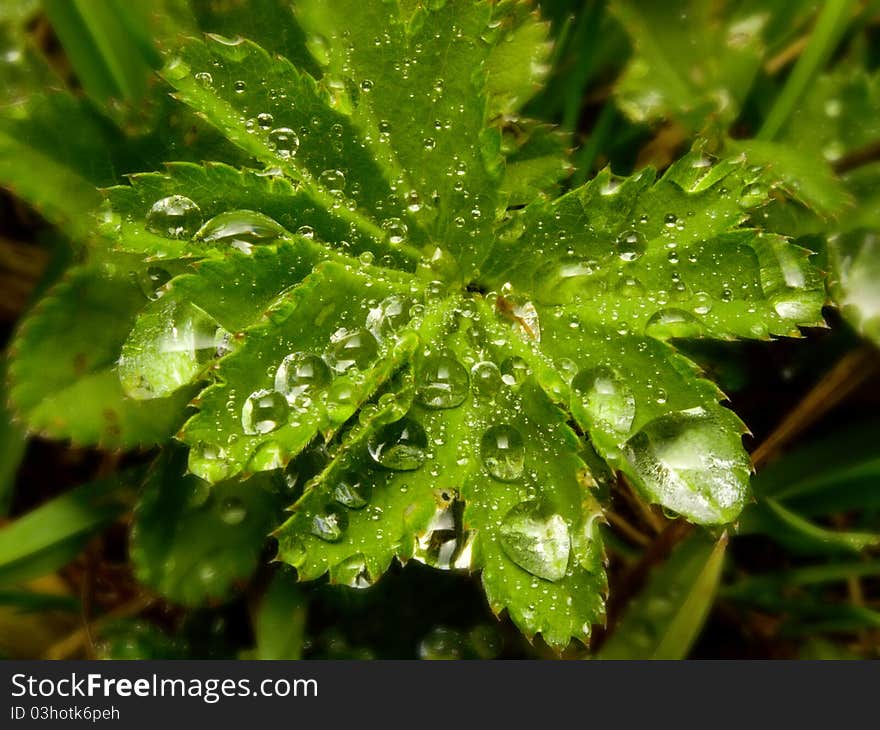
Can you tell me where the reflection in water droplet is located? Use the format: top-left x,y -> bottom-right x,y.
334,553 -> 372,588
365,296 -> 411,341
318,168 -> 346,193
327,329 -> 379,372
471,361 -> 502,397
616,229 -> 646,262
480,424 -> 525,482
416,355 -> 469,409
570,365 -> 635,437
500,356 -> 530,388
381,217 -> 408,244
268,127 -> 300,158
241,389 -> 288,435
310,505 -> 348,542
499,501 -> 570,582
275,352 -> 331,404
284,442 -> 329,496
644,308 -> 705,339
146,195 -> 202,239
622,407 -> 750,523
367,417 -> 427,471
332,473 -> 372,509
196,210 -> 287,249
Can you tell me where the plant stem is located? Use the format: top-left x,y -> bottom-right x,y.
757,0 -> 857,140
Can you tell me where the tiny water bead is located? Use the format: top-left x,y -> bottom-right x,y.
480,424 -> 525,482
332,473 -> 372,509
274,352 -> 332,404
327,329 -> 379,373
499,501 -> 571,582
570,365 -> 636,436
268,127 -> 300,158
367,417 -> 428,471
241,389 -> 288,435
196,210 -> 287,249
622,407 -> 751,524
309,505 -> 348,542
146,195 -> 202,239
416,354 -> 469,409
471,361 -> 502,397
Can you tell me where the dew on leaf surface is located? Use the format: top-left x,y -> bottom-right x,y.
310,505 -> 348,542
146,195 -> 202,239
471,361 -> 502,397
367,417 -> 428,471
499,501 -> 571,582
332,473 -> 372,509
275,352 -> 332,404
195,210 -> 287,249
480,424 -> 525,482
570,365 -> 636,437
416,354 -> 469,409
327,328 -> 379,372
241,389 -> 288,435
268,127 -> 300,158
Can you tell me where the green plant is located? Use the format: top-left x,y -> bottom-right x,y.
0,0 -> 878,659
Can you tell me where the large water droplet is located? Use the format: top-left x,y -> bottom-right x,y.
284,442 -> 329,496
365,295 -> 412,341
644,308 -> 705,339
381,217 -> 408,244
367,417 -> 428,471
241,389 -> 288,435
471,361 -> 502,397
332,473 -> 372,509
268,127 -> 300,158
275,352 -> 331,404
480,424 -> 525,482
328,329 -> 379,373
500,356 -> 530,388
195,210 -> 287,250
318,168 -> 346,194
616,229 -> 647,262
310,505 -> 348,542
416,355 -> 469,409
499,501 -> 570,582
570,365 -> 636,437
120,300 -> 228,399
146,195 -> 202,239
622,407 -> 750,524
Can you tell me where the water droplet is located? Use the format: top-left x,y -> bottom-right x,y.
318,169 -> 346,194
196,210 -> 287,248
381,217 -> 408,244
327,329 -> 379,372
500,356 -> 530,388
241,389 -> 288,435
360,79 -> 374,92
480,424 -> 524,482
645,308 -> 705,339
332,473 -> 372,509
218,496 -> 247,525
367,417 -> 427,471
275,352 -> 331,404
194,71 -> 213,86
416,355 -> 469,409
268,127 -> 300,158
499,501 -> 570,582
616,229 -> 646,262
571,365 -> 636,437
334,553 -> 372,588
310,505 -> 348,542
284,442 -> 329,495
146,195 -> 202,239
471,361 -> 502,397
365,295 -> 412,341
233,79 -> 247,94
738,182 -> 766,209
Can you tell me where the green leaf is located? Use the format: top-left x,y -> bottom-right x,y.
253,569 -> 307,660
23,0 -> 827,648
597,532 -> 727,659
130,450 -> 284,606
43,0 -> 160,106
610,0 -> 765,129
0,469 -> 138,586
0,358 -> 27,516
9,262 -> 193,448
827,229 -> 880,344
